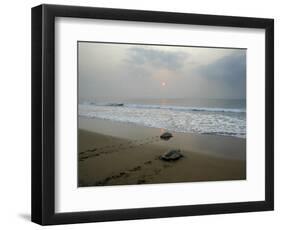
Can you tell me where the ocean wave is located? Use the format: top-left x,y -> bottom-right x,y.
126,104 -> 245,113
81,102 -> 245,113
79,103 -> 246,138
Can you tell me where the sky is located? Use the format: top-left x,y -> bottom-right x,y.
78,42 -> 246,101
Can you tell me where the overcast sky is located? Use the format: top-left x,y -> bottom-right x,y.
78,42 -> 246,101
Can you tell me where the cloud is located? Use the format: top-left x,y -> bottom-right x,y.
198,50 -> 246,98
78,42 -> 246,100
127,47 -> 188,70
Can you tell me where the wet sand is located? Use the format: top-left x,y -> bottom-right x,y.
78,118 -> 246,187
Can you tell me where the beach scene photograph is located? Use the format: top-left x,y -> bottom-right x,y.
78,41 -> 246,187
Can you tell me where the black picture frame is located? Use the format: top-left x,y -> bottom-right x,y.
31,4 -> 274,225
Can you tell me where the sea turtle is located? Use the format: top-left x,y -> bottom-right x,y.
160,149 -> 183,161
160,132 -> 173,140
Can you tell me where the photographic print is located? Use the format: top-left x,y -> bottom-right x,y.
78,42 -> 246,187
32,5 -> 274,224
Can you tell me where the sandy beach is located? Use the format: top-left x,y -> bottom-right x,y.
78,117 -> 246,187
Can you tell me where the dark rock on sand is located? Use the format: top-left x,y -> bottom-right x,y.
108,103 -> 124,107
160,149 -> 183,161
160,132 -> 173,140
137,179 -> 146,184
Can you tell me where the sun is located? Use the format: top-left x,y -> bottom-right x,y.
161,82 -> 166,87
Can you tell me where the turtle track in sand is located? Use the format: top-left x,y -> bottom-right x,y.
79,135 -> 161,161
89,156 -> 179,186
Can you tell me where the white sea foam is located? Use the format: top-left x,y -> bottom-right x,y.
81,101 -> 246,113
79,103 -> 246,138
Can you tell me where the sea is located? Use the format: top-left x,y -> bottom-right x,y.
79,98 -> 246,139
